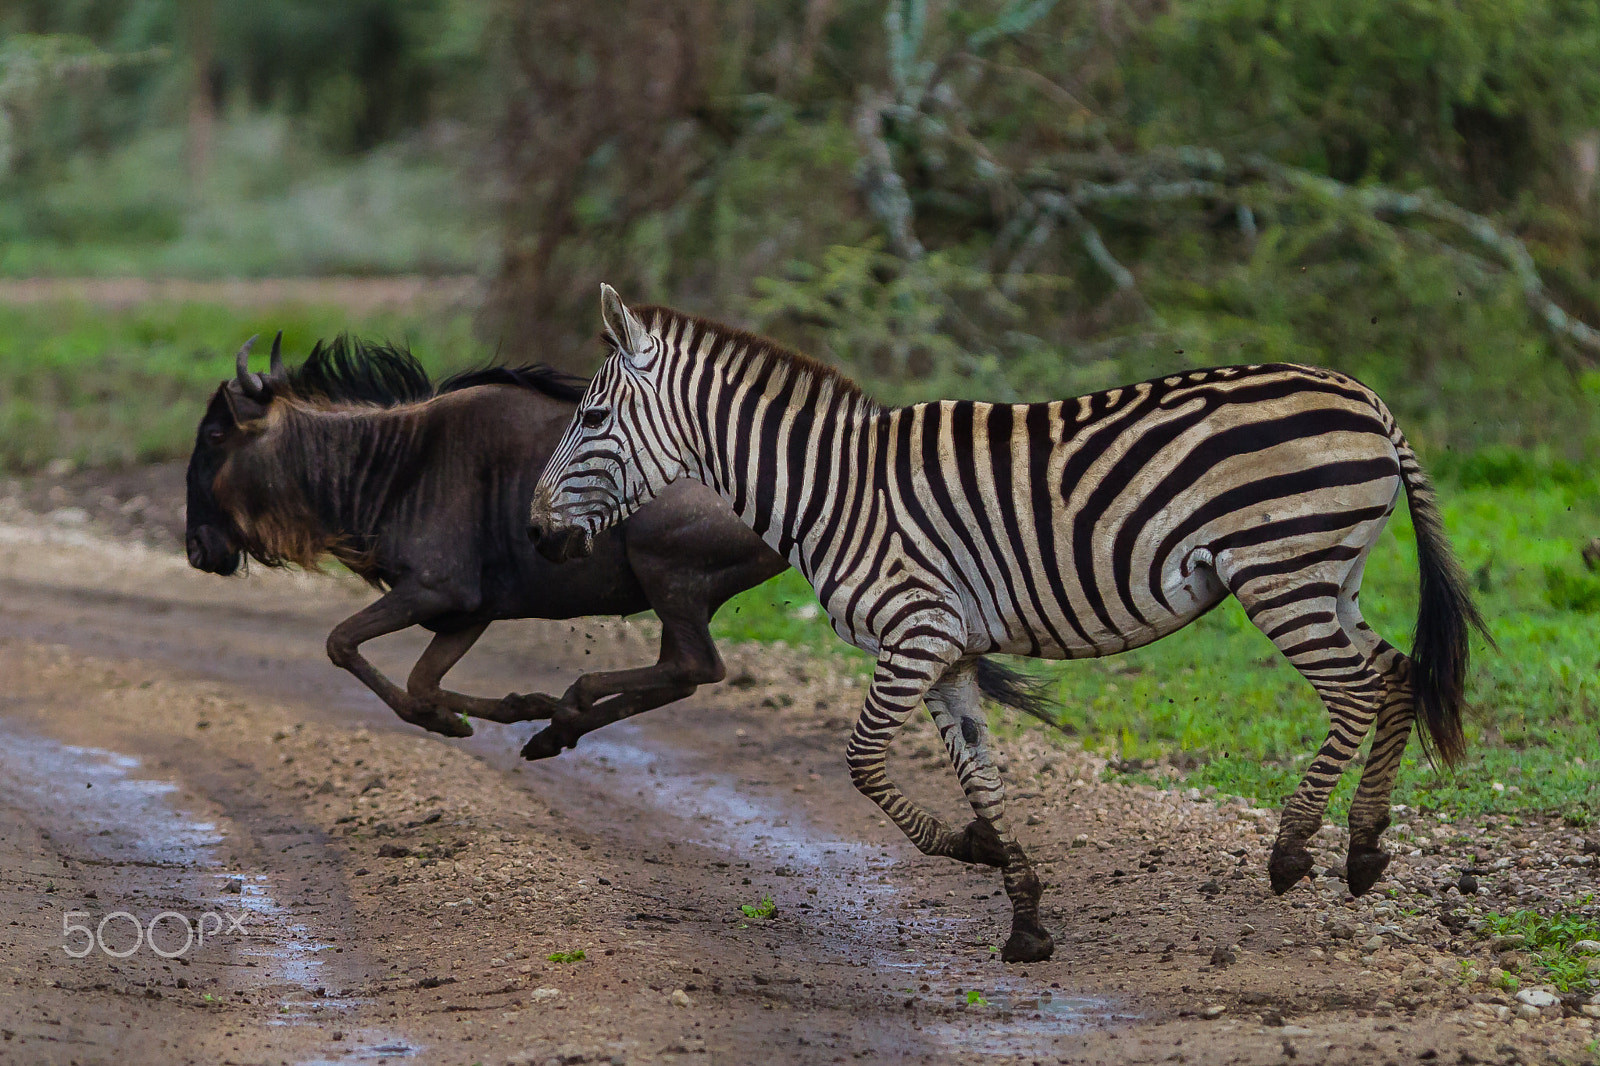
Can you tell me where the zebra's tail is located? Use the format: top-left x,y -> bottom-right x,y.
1392,431 -> 1491,767
974,658 -> 1066,732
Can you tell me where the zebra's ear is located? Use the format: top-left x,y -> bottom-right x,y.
600,284 -> 649,364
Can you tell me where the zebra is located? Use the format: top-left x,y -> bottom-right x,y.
528,285 -> 1489,964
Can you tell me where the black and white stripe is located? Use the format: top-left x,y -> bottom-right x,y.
531,286 -> 1487,963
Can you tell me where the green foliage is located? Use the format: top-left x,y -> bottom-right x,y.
739,896 -> 776,920
546,948 -> 586,963
1480,908 -> 1600,993
1545,565 -> 1600,614
1136,0 -> 1600,198
0,115 -> 490,277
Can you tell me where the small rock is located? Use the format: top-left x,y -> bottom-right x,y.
670,988 -> 694,1008
528,987 -> 561,1001
1516,1003 -> 1541,1021
1199,1004 -> 1226,1019
1363,935 -> 1386,953
1490,934 -> 1525,952
222,878 -> 243,894
1326,919 -> 1357,940
1210,946 -> 1237,968
377,843 -> 411,859
1457,873 -> 1478,895
1514,988 -> 1558,1009
1573,940 -> 1600,953
1261,1009 -> 1285,1027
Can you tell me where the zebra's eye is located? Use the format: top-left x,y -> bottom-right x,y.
580,407 -> 609,430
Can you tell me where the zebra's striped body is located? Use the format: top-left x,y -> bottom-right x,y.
530,287 -> 1487,963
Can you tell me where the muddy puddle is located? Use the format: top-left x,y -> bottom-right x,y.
0,720 -> 417,1061
468,719 -> 1127,1055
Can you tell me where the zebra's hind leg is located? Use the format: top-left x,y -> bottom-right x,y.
926,661 -> 1053,964
1343,640 -> 1414,897
1226,553 -> 1391,895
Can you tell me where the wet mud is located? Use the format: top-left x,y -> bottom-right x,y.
0,513 -> 1570,1064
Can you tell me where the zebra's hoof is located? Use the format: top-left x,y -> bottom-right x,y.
1267,846 -> 1314,895
1345,847 -> 1390,897
1001,923 -> 1054,964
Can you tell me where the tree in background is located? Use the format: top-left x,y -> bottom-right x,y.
482,0 -> 717,369
480,0 -> 1600,455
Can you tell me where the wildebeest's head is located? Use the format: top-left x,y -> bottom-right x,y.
184,333 -> 285,574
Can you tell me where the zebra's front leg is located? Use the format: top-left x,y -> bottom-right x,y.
846,649 -> 968,863
927,662 -> 1053,964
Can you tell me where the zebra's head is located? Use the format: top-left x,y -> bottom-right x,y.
529,285 -> 687,562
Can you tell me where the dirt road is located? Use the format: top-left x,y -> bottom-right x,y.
0,506 -> 1585,1065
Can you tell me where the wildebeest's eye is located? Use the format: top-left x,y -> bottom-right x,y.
580,407 -> 608,430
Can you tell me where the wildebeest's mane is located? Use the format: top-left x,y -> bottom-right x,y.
281,334 -> 588,408
437,363 -> 588,402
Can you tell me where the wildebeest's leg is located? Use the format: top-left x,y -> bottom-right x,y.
925,661 -> 1053,964
326,593 -> 477,738
522,492 -> 787,759
406,624 -> 563,725
519,606 -> 718,759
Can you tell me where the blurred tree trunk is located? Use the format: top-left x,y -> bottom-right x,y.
185,0 -> 215,184
480,0 -> 717,372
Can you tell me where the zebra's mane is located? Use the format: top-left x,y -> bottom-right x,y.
627,306 -> 871,404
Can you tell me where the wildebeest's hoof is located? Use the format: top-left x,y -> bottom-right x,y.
1345,846 -> 1390,897
520,726 -> 570,761
1001,923 -> 1054,963
1267,845 -> 1314,894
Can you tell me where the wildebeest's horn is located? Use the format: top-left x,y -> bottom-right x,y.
235,334 -> 266,398
268,330 -> 284,379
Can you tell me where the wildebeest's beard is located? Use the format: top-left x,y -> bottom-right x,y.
185,387 -> 247,575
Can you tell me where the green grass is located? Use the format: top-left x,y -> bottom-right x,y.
0,300 -> 483,470
1480,906 -> 1600,993
546,949 -> 586,963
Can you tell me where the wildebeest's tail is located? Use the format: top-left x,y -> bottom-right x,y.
1391,429 -> 1492,766
975,658 -> 1064,731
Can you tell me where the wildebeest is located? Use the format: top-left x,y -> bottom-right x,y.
184,332 -> 789,757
